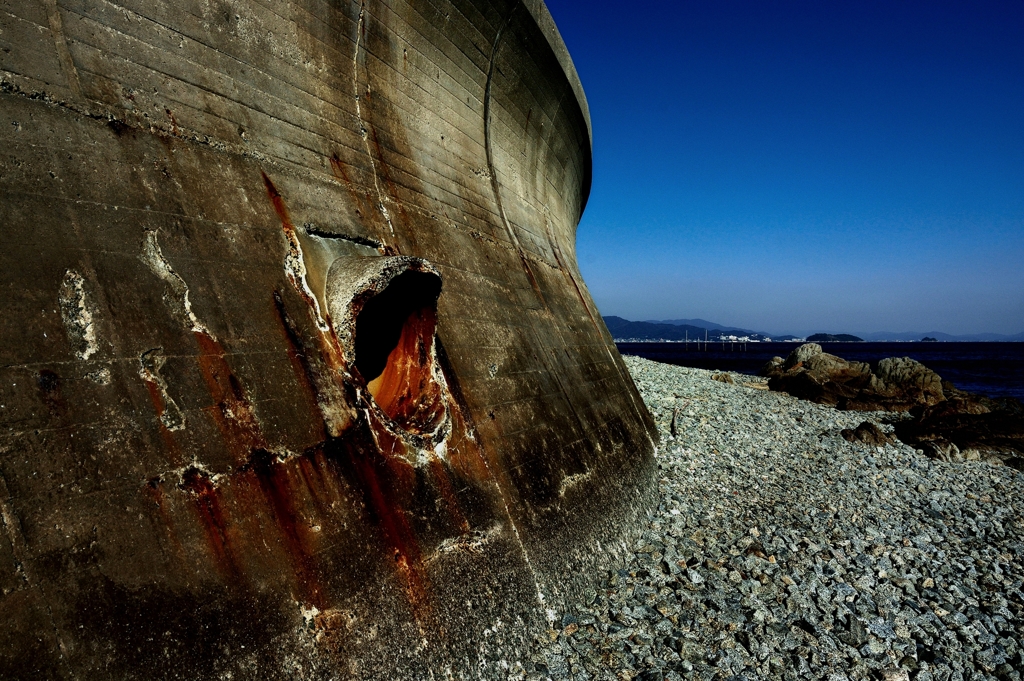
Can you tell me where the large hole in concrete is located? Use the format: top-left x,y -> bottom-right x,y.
354,270 -> 445,435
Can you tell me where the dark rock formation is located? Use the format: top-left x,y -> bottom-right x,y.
765,346 -> 1024,468
806,333 -> 864,342
0,2 -> 657,678
763,343 -> 944,411
893,390 -> 1024,469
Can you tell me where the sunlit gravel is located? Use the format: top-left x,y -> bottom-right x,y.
512,356 -> 1024,681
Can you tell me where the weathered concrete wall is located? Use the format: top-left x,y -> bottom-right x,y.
0,1 -> 657,678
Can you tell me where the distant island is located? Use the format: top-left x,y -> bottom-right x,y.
921,337 -> 938,342
806,333 -> 864,342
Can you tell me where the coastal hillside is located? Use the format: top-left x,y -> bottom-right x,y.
516,357 -> 1023,680
604,316 -> 779,342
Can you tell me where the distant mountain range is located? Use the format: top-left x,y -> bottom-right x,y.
604,316 -> 796,342
644,318 -> 740,332
606,316 -> 1024,342
643,318 -> 793,339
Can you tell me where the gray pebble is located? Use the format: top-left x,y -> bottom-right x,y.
510,357 -> 1024,681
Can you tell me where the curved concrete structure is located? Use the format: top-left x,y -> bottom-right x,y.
0,1 -> 657,678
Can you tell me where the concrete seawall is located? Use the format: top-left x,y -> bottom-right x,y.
0,1 -> 657,677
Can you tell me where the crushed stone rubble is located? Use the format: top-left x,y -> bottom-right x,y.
511,356 -> 1024,681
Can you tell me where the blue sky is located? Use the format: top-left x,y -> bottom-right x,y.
545,0 -> 1024,336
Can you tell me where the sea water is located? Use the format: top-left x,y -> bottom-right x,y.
617,341 -> 1024,401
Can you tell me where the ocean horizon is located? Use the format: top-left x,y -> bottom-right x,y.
617,341 -> 1024,401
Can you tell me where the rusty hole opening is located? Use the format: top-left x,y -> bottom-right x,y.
355,270 -> 445,435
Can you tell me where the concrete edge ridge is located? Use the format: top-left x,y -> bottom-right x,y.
520,0 -> 594,219
521,0 -> 593,146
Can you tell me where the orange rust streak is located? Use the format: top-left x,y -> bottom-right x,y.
369,307 -> 444,435
143,481 -> 187,562
349,447 -> 432,622
142,379 -> 185,465
296,454 -> 333,518
272,292 -> 330,440
319,328 -> 348,376
194,331 -> 267,461
262,171 -> 294,236
517,250 -> 548,309
328,155 -> 348,182
180,471 -> 241,580
329,154 -> 379,229
446,426 -> 491,483
263,168 -> 436,617
244,454 -> 326,608
142,379 -> 166,419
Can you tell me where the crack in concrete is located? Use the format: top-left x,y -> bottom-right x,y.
352,4 -> 398,252
302,223 -> 383,251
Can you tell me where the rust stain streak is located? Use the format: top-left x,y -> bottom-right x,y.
272,290 -> 330,441
347,445 -> 431,624
140,381 -> 185,465
261,172 -> 435,617
144,479 -> 187,563
262,171 -> 348,370
179,468 -> 241,580
194,331 -> 267,462
262,171 -> 328,328
296,451 -> 335,520
329,153 -> 374,222
368,307 -> 445,435
242,451 -> 326,608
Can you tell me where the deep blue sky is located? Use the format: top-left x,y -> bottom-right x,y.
545,0 -> 1024,336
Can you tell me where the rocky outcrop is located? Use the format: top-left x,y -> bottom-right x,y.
762,343 -> 944,411
893,391 -> 1024,470
764,345 -> 1024,468
841,421 -> 893,447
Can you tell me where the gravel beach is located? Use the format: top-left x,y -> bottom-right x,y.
513,357 -> 1024,681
